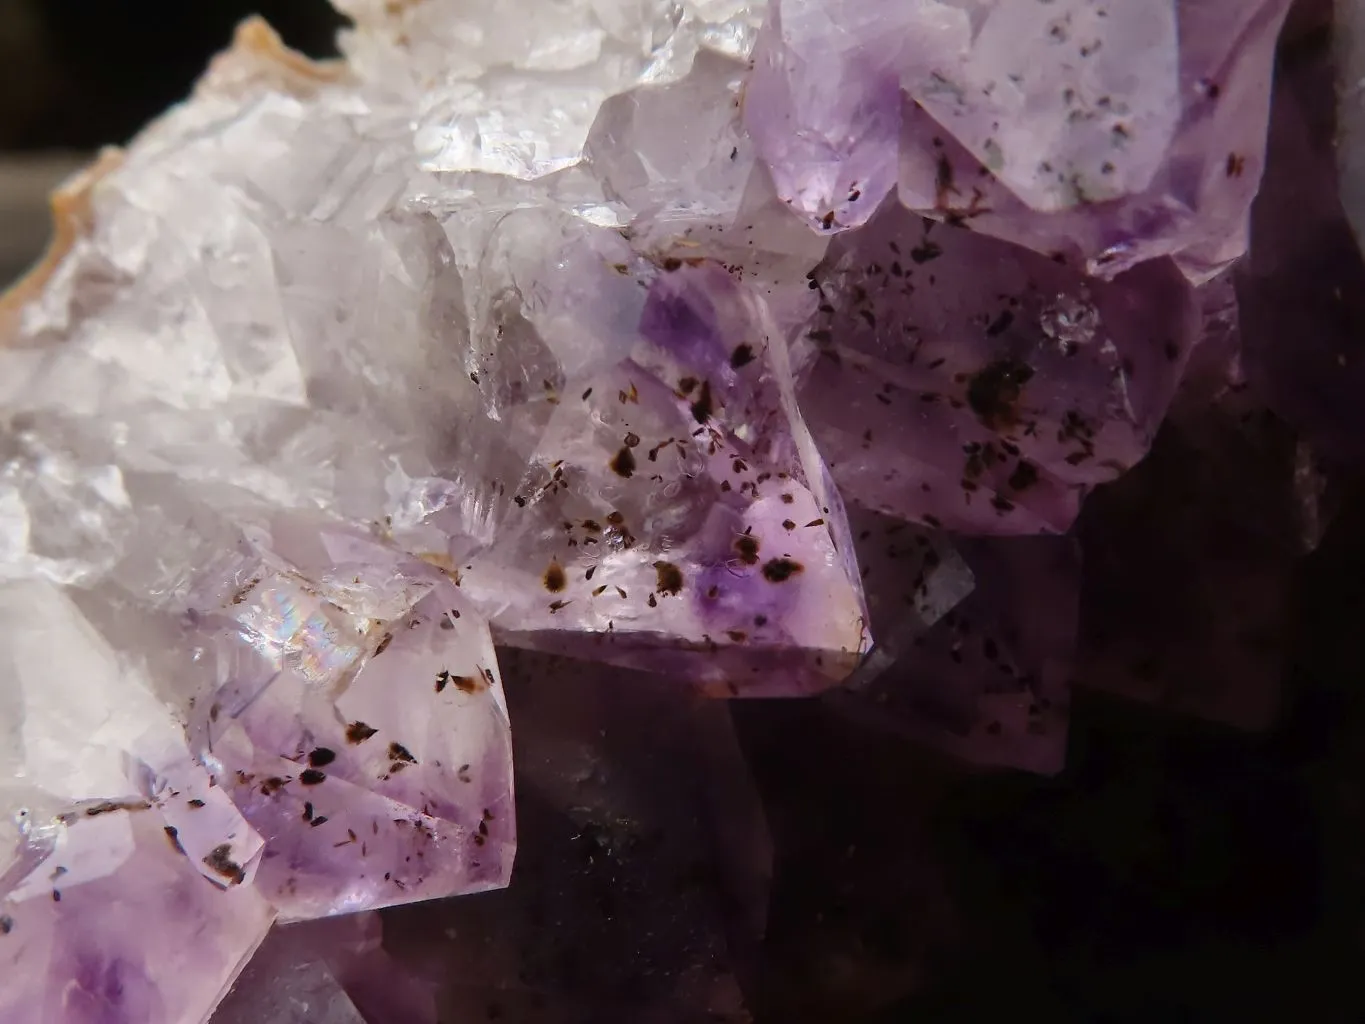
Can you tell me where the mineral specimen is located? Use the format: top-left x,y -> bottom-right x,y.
0,0 -> 1328,1020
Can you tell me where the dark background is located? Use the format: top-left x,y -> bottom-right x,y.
4,3 -> 1363,1021
0,0 -> 343,151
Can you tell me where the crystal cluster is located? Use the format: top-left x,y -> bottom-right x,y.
0,0 -> 1344,1019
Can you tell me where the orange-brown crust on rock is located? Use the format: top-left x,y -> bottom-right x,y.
0,147 -> 124,340
0,18 -> 349,340
199,17 -> 350,97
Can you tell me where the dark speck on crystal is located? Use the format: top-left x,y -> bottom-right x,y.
260,776 -> 287,796
762,558 -> 804,583
203,844 -> 246,885
910,240 -> 943,263
690,380 -> 714,423
610,446 -> 637,478
654,561 -> 684,595
452,673 -> 482,694
967,358 -> 1035,430
731,343 -> 756,368
164,825 -> 185,856
734,535 -> 760,565
346,721 -> 378,744
1008,460 -> 1040,492
986,310 -> 1015,336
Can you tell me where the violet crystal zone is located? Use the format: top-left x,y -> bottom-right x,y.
0,0 -> 1345,1019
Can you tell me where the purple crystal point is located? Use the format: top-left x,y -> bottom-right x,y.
743,0 -> 959,233
907,0 -> 1180,223
896,0 -> 1292,278
795,200 -> 1198,534
0,810 -> 273,1024
196,540 -> 515,919
444,236 -> 870,696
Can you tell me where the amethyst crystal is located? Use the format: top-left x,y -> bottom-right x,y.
0,0 -> 1340,1020
448,250 -> 872,696
747,0 -> 1292,278
797,200 -> 1198,534
897,0 -> 1293,280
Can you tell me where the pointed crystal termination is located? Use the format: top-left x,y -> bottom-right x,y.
0,809 -> 274,1024
744,0 -> 1292,278
433,239 -> 872,696
191,521 -> 515,921
894,0 -> 1293,280
742,0 -> 972,234
795,200 -> 1198,535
